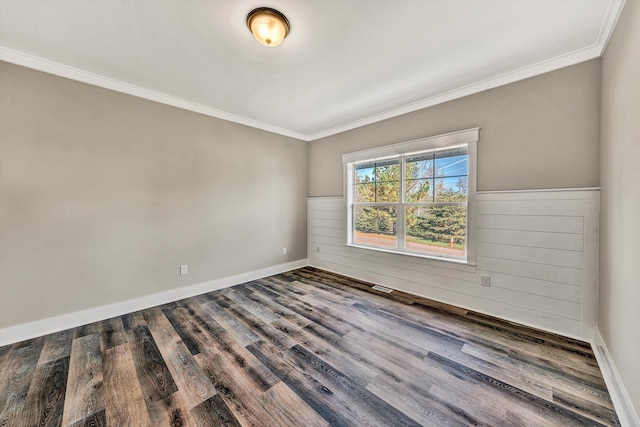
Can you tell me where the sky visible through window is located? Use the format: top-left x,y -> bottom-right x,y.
356,151 -> 468,203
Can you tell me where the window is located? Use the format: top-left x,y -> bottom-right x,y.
344,128 -> 478,264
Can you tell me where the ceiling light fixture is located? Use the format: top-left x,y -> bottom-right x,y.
246,7 -> 290,47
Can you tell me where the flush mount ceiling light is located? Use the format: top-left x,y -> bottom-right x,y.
246,7 -> 290,47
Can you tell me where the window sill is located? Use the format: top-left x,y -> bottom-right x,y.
344,243 -> 476,266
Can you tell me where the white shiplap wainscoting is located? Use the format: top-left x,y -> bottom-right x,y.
307,189 -> 599,340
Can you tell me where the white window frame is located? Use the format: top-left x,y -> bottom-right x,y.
343,128 -> 478,265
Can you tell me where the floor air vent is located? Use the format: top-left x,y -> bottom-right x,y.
371,285 -> 394,293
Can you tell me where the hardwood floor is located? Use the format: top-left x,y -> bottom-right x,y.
0,267 -> 620,426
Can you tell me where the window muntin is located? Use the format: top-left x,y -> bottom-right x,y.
350,145 -> 470,261
355,159 -> 400,203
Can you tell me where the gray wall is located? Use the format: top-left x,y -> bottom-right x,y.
0,62 -> 308,328
309,60 -> 601,196
599,0 -> 640,414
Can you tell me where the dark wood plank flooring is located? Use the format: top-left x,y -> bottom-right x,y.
0,267 -> 621,426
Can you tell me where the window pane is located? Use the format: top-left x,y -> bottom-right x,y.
376,182 -> 399,202
375,161 -> 399,182
405,178 -> 433,202
355,159 -> 399,203
355,164 -> 375,183
405,154 -> 433,180
405,206 -> 466,257
355,183 -> 375,202
354,206 -> 397,249
434,153 -> 467,177
434,176 -> 468,202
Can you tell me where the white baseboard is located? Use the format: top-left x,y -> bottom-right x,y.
592,329 -> 640,427
308,260 -> 590,343
0,259 -> 308,347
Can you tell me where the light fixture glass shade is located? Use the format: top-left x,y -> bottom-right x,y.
247,8 -> 290,47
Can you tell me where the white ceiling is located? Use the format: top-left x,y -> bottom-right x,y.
0,0 -> 624,141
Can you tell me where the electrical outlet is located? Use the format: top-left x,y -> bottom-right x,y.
282,247 -> 287,255
180,265 -> 188,275
481,275 -> 491,287
316,246 -> 320,252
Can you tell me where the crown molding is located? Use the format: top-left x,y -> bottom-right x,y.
308,46 -> 603,141
307,0 -> 625,141
0,0 -> 625,143
597,0 -> 627,55
0,47 -> 310,142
